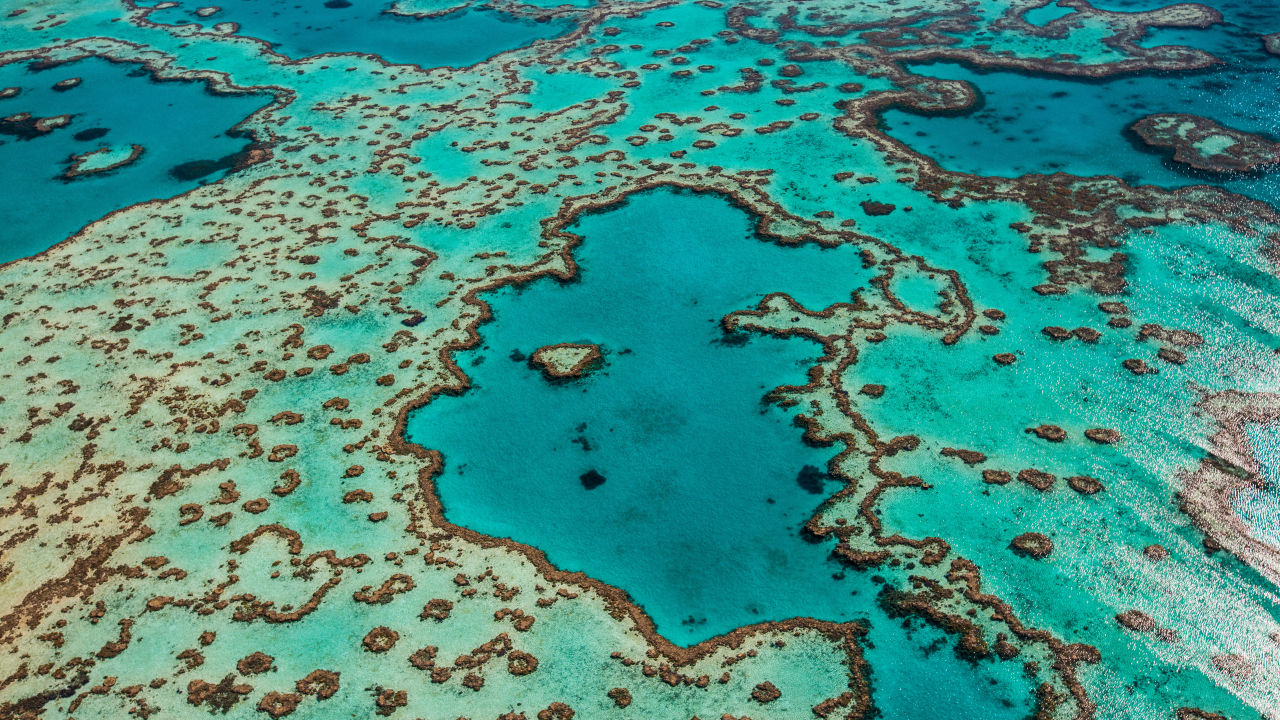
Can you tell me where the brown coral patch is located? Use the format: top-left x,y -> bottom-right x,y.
607,687 -> 632,708
1083,428 -> 1120,444
257,691 -> 300,718
1025,424 -> 1066,442
941,447 -> 986,465
508,650 -> 539,676
237,652 -> 275,675
295,670 -> 339,700
981,469 -> 1012,485
362,626 -> 399,653
1009,532 -> 1053,559
1016,469 -> 1056,491
420,597 -> 453,621
751,680 -> 782,703
1066,475 -> 1104,495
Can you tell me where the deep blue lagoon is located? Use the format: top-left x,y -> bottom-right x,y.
881,2 -> 1280,205
136,0 -> 573,69
0,56 -> 267,262
408,187 -> 882,645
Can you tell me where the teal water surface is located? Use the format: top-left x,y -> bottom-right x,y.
408,187 -> 883,646
8,0 -> 1280,716
136,0 -> 573,68
1238,424 -> 1280,548
881,3 -> 1280,204
405,190 -> 1091,719
0,56 -> 267,263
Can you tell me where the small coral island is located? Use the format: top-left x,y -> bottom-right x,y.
1131,113 -> 1280,173
62,143 -> 145,179
528,342 -> 603,380
0,111 -> 71,139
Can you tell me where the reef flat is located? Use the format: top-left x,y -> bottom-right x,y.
1,0 -> 1280,719
1131,113 -> 1280,173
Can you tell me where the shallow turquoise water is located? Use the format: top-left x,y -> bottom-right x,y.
409,188 -> 882,646
862,213 -> 1280,717
0,56 -> 267,263
1239,425 -> 1280,548
876,6 -> 1280,593
137,0 -> 572,68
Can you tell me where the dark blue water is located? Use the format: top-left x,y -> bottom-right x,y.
0,57 -> 268,263
880,7 -> 1280,205
408,187 -> 884,646
1022,2 -> 1076,26
137,0 -> 572,68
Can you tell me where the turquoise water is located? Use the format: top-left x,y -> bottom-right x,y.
1239,425 -> 1280,548
0,56 -> 267,263
863,603 -> 1035,720
1023,2 -> 1076,26
137,0 -> 572,68
859,209 -> 1280,717
881,3 -> 1280,204
409,188 -> 882,646
8,0 -> 1280,717
883,58 -> 1280,203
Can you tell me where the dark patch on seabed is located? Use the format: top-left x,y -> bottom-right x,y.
579,469 -> 606,490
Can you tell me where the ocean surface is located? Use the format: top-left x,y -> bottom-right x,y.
3,0 -> 1280,718
133,0 -> 573,68
410,188 -> 878,645
881,25 -> 1280,204
0,56 -> 267,263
